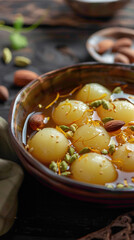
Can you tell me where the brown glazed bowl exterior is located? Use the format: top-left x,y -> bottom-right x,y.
65,0 -> 130,17
9,62 -> 134,207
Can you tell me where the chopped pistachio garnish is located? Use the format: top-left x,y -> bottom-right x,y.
105,184 -> 114,189
113,86 -> 122,94
101,100 -> 109,110
79,147 -> 91,154
60,161 -> 68,172
61,171 -> 71,176
102,117 -> 114,124
116,183 -> 124,188
64,153 -> 71,162
66,130 -> 74,138
59,125 -> 70,132
101,149 -> 108,155
129,125 -> 134,131
108,144 -> 115,155
70,153 -> 79,163
90,100 -> 102,108
49,161 -> 58,173
68,146 -> 75,156
70,124 -> 77,133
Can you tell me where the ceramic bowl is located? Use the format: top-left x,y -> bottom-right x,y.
9,62 -> 134,207
65,0 -> 130,18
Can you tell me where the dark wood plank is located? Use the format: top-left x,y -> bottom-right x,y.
0,0 -> 134,28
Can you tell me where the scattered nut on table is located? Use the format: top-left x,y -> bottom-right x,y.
14,70 -> 38,87
0,85 -> 9,102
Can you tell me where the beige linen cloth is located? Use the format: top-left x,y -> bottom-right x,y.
0,117 -> 24,236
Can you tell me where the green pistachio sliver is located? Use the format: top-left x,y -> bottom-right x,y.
2,48 -> 12,64
68,146 -> 75,156
61,171 -> 71,176
129,125 -> 134,131
102,117 -> 114,124
113,86 -> 122,94
70,124 -> 77,133
101,149 -> 108,155
116,183 -> 124,189
66,130 -> 74,138
49,161 -> 58,173
79,147 -> 91,154
59,125 -> 70,132
105,184 -> 114,189
14,56 -> 31,67
102,100 -> 109,110
108,144 -> 115,155
60,160 -> 68,172
64,153 -> 71,163
90,100 -> 102,108
70,153 -> 79,163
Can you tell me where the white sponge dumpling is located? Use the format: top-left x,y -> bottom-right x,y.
71,152 -> 117,185
112,143 -> 134,172
28,128 -> 68,165
73,124 -> 110,152
97,100 -> 134,124
52,99 -> 91,126
75,83 -> 111,103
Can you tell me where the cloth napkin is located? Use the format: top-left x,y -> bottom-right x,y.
0,117 -> 24,236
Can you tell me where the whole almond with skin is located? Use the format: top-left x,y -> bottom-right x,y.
14,70 -> 38,87
114,53 -> 130,64
96,39 -> 114,54
117,47 -> 134,63
104,120 -> 125,132
112,38 -> 133,52
0,85 -> 9,102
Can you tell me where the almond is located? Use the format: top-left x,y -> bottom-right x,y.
112,38 -> 133,52
114,53 -> 130,64
96,39 -> 114,54
0,85 -> 9,102
14,70 -> 38,87
117,47 -> 134,63
29,114 -> 45,130
104,120 -> 125,132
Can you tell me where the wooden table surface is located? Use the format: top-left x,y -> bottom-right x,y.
1,1 -> 134,239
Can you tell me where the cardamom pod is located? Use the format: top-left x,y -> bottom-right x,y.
2,48 -> 12,64
14,56 -> 31,67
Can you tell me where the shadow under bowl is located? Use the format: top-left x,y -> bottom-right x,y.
65,0 -> 130,18
9,62 -> 134,207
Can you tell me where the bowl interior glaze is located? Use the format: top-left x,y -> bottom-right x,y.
9,63 -> 134,207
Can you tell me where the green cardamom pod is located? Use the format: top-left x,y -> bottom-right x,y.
14,56 -> 31,67
2,48 -> 12,64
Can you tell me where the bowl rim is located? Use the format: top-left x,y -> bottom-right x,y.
8,62 -> 134,195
